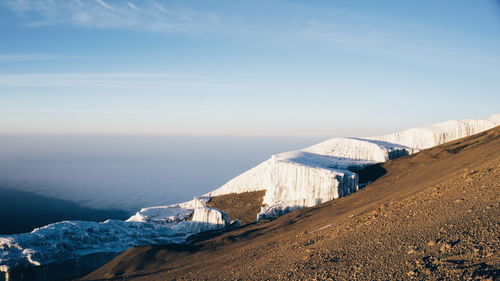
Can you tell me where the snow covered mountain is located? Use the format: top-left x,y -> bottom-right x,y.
1,114 -> 499,280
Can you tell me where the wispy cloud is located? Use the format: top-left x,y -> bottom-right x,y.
152,2 -> 168,13
0,54 -> 85,62
285,20 -> 382,47
0,109 -> 137,114
95,0 -> 112,10
0,73 -> 233,89
127,2 -> 139,11
3,0 -> 222,33
2,0 -> 385,48
4,0 -> 492,65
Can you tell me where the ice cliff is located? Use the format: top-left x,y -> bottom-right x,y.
206,115 -> 500,219
367,119 -> 498,150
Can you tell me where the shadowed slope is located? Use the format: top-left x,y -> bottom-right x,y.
0,188 -> 129,235
84,126 -> 500,280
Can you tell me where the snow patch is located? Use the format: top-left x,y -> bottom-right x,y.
126,198 -> 203,224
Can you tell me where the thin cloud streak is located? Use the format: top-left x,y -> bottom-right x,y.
95,0 -> 112,10
0,110 -> 141,114
0,73 -> 234,89
127,2 -> 139,11
2,0 -> 392,49
2,0 -> 378,48
152,2 -> 168,13
0,73 -> 214,79
283,20 -> 382,47
0,54 -> 86,62
3,0 -> 223,33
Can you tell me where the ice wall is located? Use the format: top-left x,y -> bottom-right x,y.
180,198 -> 231,232
207,115 -> 499,220
368,119 -> 498,149
257,159 -> 358,220
208,151 -> 361,220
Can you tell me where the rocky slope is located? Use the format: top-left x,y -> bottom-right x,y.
85,125 -> 500,280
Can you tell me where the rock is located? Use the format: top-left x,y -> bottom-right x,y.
406,270 -> 417,277
439,243 -> 452,252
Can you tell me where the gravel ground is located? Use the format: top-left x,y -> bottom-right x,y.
84,126 -> 499,281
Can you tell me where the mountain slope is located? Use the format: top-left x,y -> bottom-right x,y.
85,125 -> 500,280
125,116 -> 498,225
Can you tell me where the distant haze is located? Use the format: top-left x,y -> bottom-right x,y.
0,135 -> 321,212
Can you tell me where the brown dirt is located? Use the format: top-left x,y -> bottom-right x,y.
207,190 -> 266,225
83,126 -> 500,281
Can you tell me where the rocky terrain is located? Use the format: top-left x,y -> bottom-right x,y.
84,126 -> 499,280
207,191 -> 265,225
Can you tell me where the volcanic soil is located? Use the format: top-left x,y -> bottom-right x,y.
84,126 -> 500,281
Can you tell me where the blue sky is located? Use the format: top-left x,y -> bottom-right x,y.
0,0 -> 499,137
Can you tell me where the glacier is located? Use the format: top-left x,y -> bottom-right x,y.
0,197 -> 230,279
1,114 -> 499,280
207,115 -> 499,220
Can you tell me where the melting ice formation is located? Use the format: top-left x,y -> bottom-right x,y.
1,115 -> 499,273
0,197 -> 230,272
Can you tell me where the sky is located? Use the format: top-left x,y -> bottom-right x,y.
0,0 -> 499,137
